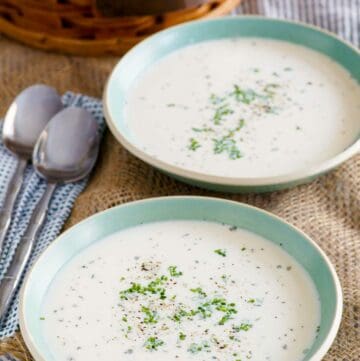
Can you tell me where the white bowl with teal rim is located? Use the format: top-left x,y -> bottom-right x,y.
20,197 -> 342,361
103,16 -> 360,193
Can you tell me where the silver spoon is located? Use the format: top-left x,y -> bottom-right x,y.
0,85 -> 63,254
0,106 -> 100,321
0,354 -> 20,361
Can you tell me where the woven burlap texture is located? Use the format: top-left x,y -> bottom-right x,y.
0,35 -> 358,360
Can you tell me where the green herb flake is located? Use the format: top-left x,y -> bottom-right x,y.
120,275 -> 168,300
210,93 -> 225,105
172,307 -> 194,323
213,103 -> 234,125
212,127 -> 243,160
233,323 -> 253,332
168,265 -> 183,277
188,138 -> 201,151
192,127 -> 214,133
190,287 -> 207,298
141,306 -> 158,324
215,301 -> 237,325
211,118 -> 245,159
179,332 -> 187,341
219,314 -> 231,325
145,336 -> 164,351
232,85 -> 258,104
188,343 -> 202,354
214,249 -> 227,257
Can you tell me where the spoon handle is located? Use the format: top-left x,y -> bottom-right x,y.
0,182 -> 56,321
0,158 -> 27,254
0,354 -> 21,361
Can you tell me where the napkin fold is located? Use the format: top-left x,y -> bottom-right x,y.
0,92 -> 104,339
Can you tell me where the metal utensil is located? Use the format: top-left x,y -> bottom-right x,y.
0,354 -> 20,361
0,85 -> 63,254
0,106 -> 100,321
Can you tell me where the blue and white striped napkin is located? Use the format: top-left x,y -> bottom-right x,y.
236,0 -> 360,47
0,93 -> 104,339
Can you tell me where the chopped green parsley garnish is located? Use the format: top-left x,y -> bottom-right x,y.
120,275 -> 168,300
247,298 -> 263,306
190,287 -> 207,298
141,306 -> 158,324
211,119 -> 244,160
213,103 -> 234,125
192,127 -> 214,133
232,85 -> 258,104
168,265 -> 183,277
188,138 -> 201,151
172,307 -> 196,322
186,79 -> 285,159
188,341 -> 210,354
188,343 -> 203,354
214,249 -> 227,257
145,336 -> 164,351
171,294 -> 238,326
179,332 -> 187,341
210,93 -> 225,105
213,137 -> 242,160
211,298 -> 237,325
233,323 -> 253,332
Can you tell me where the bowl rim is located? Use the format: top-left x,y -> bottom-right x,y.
19,196 -> 343,361
103,15 -> 360,188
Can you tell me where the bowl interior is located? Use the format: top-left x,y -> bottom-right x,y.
105,16 -> 360,154
21,197 -> 341,361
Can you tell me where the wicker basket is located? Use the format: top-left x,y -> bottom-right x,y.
0,0 -> 241,56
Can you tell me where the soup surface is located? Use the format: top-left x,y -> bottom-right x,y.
125,38 -> 360,178
42,221 -> 320,361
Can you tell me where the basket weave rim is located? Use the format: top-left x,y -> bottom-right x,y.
0,0 -> 241,55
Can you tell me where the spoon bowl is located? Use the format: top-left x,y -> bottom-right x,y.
3,84 -> 63,159
33,106 -> 100,183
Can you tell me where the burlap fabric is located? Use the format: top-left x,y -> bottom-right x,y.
0,34 -> 358,360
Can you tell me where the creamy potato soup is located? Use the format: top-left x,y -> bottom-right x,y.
125,38 -> 360,177
42,221 -> 320,361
